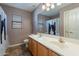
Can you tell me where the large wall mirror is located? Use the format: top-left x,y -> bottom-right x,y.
38,3 -> 79,40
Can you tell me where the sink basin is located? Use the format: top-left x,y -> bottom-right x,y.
40,37 -> 69,48
32,34 -> 69,49
51,41 -> 68,49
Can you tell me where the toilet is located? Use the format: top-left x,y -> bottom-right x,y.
23,39 -> 29,47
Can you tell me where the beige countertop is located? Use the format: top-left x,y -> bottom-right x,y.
29,33 -> 79,56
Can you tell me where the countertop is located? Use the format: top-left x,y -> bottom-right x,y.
29,33 -> 79,56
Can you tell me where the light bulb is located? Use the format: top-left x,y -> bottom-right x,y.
46,3 -> 51,7
42,4 -> 45,10
46,7 -> 50,11
51,4 -> 54,9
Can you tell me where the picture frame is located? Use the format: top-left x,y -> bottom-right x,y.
12,15 -> 22,29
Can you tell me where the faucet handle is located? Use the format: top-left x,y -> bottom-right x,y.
59,37 -> 65,43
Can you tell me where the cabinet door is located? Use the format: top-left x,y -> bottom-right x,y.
28,38 -> 32,52
48,49 -> 58,56
37,43 -> 48,56
31,40 -> 37,56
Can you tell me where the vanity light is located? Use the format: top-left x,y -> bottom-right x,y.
42,4 -> 46,10
42,3 -> 61,11
42,3 -> 55,11
51,4 -> 55,9
46,7 -> 50,11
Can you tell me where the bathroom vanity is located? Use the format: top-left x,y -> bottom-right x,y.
28,33 -> 79,56
28,37 -> 59,56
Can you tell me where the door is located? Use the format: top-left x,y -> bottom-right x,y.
37,43 -> 48,56
31,39 -> 37,56
28,38 -> 32,52
64,7 -> 79,39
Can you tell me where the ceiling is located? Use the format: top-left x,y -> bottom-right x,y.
40,3 -> 71,17
3,3 -> 40,12
2,3 -> 71,16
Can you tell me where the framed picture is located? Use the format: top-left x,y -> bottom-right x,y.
12,15 -> 22,29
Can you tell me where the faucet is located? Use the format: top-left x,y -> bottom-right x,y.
59,37 -> 65,43
37,33 -> 42,38
39,33 -> 42,37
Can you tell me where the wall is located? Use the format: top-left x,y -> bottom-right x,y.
33,4 -> 51,33
33,4 -> 42,33
60,3 -> 79,36
38,14 -> 50,33
0,4 -> 32,45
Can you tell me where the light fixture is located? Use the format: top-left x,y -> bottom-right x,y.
46,7 -> 50,11
57,3 -> 62,6
51,4 -> 55,9
42,4 -> 46,10
42,3 -> 55,11
42,3 -> 61,11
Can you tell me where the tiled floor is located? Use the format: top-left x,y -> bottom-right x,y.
5,44 -> 32,56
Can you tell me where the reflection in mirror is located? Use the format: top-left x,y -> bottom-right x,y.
38,13 -> 60,36
46,17 -> 60,36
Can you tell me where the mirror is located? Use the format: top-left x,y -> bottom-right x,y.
38,3 -> 79,40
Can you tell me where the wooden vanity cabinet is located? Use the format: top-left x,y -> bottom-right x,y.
37,43 -> 48,56
31,39 -> 37,56
28,37 -> 37,56
48,49 -> 58,56
28,38 -> 32,52
28,37 -> 59,56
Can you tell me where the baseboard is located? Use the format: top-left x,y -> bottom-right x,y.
8,43 -> 24,48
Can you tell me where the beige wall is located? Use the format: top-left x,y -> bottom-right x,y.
38,14 -> 50,33
33,4 -> 44,33
60,3 -> 79,36
33,4 -> 51,33
0,4 -> 33,45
